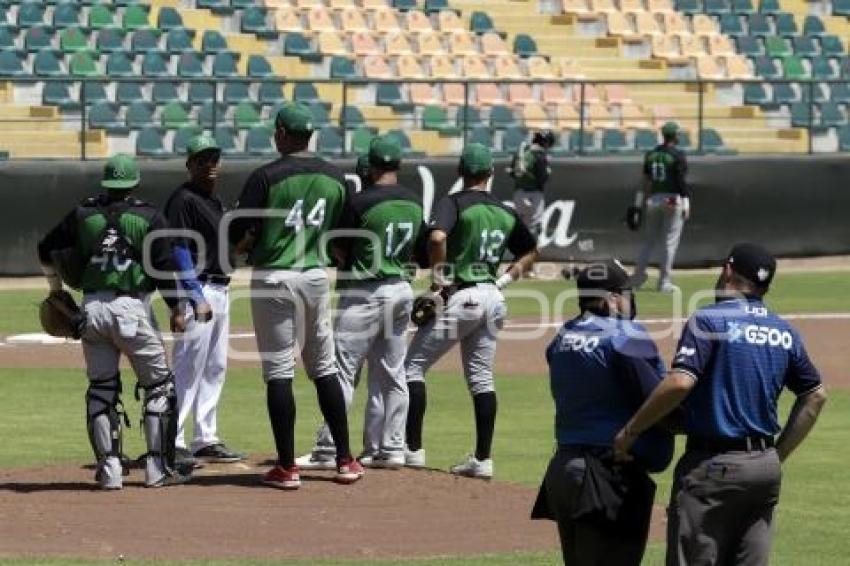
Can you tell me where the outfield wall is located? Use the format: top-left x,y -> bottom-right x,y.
2,156 -> 849,275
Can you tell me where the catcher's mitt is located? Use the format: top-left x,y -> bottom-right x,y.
625,205 -> 643,231
39,290 -> 86,339
411,293 -> 438,327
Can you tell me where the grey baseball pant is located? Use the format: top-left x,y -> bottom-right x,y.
666,448 -> 782,566
634,193 -> 685,289
513,189 -> 545,237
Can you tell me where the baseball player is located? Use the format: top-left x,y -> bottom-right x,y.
404,143 -> 539,479
298,136 -> 426,470
628,122 -> 690,293
37,153 -> 188,489
164,134 -> 244,466
533,259 -> 674,565
229,102 -> 363,489
614,243 -> 827,565
510,130 -> 553,279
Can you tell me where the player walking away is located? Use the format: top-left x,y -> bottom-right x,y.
629,122 -> 690,293
404,143 -> 539,479
37,154 -> 189,489
614,243 -> 827,566
533,259 -> 674,565
229,102 -> 363,489
164,134 -> 245,468
297,135 -> 426,470
510,130 -> 554,279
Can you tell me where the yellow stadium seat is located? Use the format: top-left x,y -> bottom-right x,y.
463,55 -> 491,79
307,6 -> 336,32
294,0 -> 323,7
635,12 -> 662,36
352,31 -> 381,55
590,0 -> 618,14
481,32 -> 510,56
508,84 -> 536,106
564,0 -> 601,20
328,0 -> 356,8
318,31 -> 348,55
587,103 -> 617,129
651,35 -> 688,64
410,83 -> 440,105
692,14 -> 719,37
604,84 -> 632,105
527,56 -> 557,79
438,10 -> 464,33
475,83 -> 503,106
449,30 -> 478,56
387,32 -> 414,55
398,54 -> 425,77
418,32 -> 445,55
648,0 -> 675,12
554,103 -> 581,129
364,54 -> 393,78
607,12 -> 642,42
406,11 -> 434,34
373,8 -> 401,34
680,34 -> 706,58
494,55 -> 524,78
429,54 -> 458,78
620,0 -> 645,14
275,7 -> 304,33
523,105 -> 552,128
340,7 -> 369,32
573,83 -> 602,104
725,55 -> 752,78
556,57 -> 586,79
708,35 -> 735,57
266,0 -> 293,8
696,56 -> 724,79
541,83 -> 569,105
362,0 -> 388,8
443,83 -> 465,105
662,12 -> 689,36
620,103 -> 651,128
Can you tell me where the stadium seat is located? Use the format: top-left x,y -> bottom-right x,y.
293,82 -> 321,105
466,125 -> 492,146
132,29 -> 160,54
569,131 -> 596,153
529,57 -> 558,79
285,33 -> 321,62
765,36 -> 791,58
189,82 -> 215,104
725,54 -> 753,78
821,36 -> 844,57
663,12 -> 690,35
438,10 -> 464,33
406,11 -> 434,34
693,15 -> 720,37
352,32 -> 381,56
600,129 -> 629,153
681,34 -> 707,58
425,0 -> 450,13
0,25 -> 16,51
213,52 -> 239,77
117,82 -> 145,103
835,0 -> 850,16
704,0 -> 731,15
490,105 -> 518,129
96,27 -> 126,53
88,5 -> 115,30
841,57 -> 850,78
523,105 -> 551,129
316,126 -> 344,156
340,105 -> 366,130
198,0 -> 232,14
242,7 -> 275,38
54,4 -> 81,28
508,84 -> 535,105
387,32 -> 415,56
43,81 -> 76,109
676,130 -> 692,150
245,126 -> 275,155
812,57 -> 838,80
173,125 -> 202,155
398,55 -> 425,78
387,129 -> 423,157
838,125 -> 850,150
224,82 -> 250,104
422,105 -> 461,135
306,102 -> 330,128
142,52 -> 169,77
731,0 -> 754,12
790,102 -> 813,128
457,106 -> 484,129
157,7 -> 184,31
830,83 -> 850,103
317,31 -> 347,56
18,3 -> 46,27
502,126 -> 528,154
819,102 -> 846,127
674,0 -> 702,14
177,52 -> 204,77
126,101 -> 156,128
800,82 -> 828,103
481,32 -> 509,56
89,102 -> 124,132
161,102 -> 192,129
377,83 -> 412,111
772,83 -> 797,104
69,51 -> 98,76
329,56 -> 357,79
59,27 -> 89,53
775,13 -> 797,36
463,56 -> 491,79
82,81 -> 108,105
719,14 -> 745,36
274,8 -> 304,33
123,5 -> 151,31
470,11 -> 495,34
393,0 -> 418,10
748,14 -> 771,36
792,36 -> 819,58
475,83 -> 504,106
752,56 -> 780,78
306,7 -> 336,32
744,83 -> 769,105
213,126 -> 239,156
136,126 -> 169,157
199,101 -> 227,127
634,128 -> 658,151
202,30 -> 229,54
802,15 -> 826,37
351,127 -> 374,154
234,102 -> 263,129
758,0 -> 781,13
167,29 -> 195,54
494,55 -> 523,79
364,55 -> 393,79
34,50 -> 64,76
247,54 -> 273,78
340,7 -> 369,33
24,27 -> 54,53
700,128 -> 730,153
783,56 -> 807,79
373,8 -> 402,34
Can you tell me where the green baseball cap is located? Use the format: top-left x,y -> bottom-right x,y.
368,134 -> 402,167
661,121 -> 680,137
186,134 -> 220,159
101,153 -> 140,190
355,153 -> 370,178
459,143 -> 493,176
274,102 -> 314,133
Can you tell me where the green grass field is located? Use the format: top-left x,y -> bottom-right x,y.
1,272 -> 848,565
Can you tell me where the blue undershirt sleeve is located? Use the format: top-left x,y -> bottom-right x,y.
172,244 -> 205,306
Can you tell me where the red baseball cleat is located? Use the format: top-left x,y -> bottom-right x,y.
335,457 -> 365,485
263,465 -> 301,490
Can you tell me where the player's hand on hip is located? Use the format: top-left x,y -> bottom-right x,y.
612,427 -> 636,463
194,301 -> 213,323
170,308 -> 188,334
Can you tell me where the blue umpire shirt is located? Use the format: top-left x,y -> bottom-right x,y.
546,314 -> 675,473
672,297 -> 822,439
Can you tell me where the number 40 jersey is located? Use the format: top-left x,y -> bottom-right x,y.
430,190 -> 537,285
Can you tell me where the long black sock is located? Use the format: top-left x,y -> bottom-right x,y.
314,373 -> 351,463
473,392 -> 497,461
406,381 -> 427,452
267,380 -> 296,468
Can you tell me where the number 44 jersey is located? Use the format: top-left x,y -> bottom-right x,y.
430,190 -> 537,285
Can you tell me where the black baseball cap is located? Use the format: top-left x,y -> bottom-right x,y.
725,243 -> 776,288
576,258 -> 630,295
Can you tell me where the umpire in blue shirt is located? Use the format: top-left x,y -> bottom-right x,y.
534,258 -> 675,565
614,243 -> 827,566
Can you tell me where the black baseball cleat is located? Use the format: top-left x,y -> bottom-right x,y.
193,443 -> 246,463
175,447 -> 203,469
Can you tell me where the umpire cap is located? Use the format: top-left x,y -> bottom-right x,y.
576,258 -> 631,295
725,243 -> 776,288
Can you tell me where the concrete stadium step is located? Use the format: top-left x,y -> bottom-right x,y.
719,129 -> 808,153
0,129 -> 107,159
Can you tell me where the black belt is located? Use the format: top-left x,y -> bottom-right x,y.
198,274 -> 230,285
83,289 -> 143,298
557,444 -> 611,458
687,436 -> 775,453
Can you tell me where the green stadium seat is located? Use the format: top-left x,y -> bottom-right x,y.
89,101 -> 125,133
830,83 -> 850,103
293,83 -> 321,105
153,81 -> 181,103
675,0 -> 702,14
792,36 -> 818,57
96,27 -> 126,53
820,35 -> 844,57
126,101 -> 155,128
189,82 -> 215,104
422,105 -> 462,135
59,28 -> 91,53
457,106 -> 484,128
677,131 -> 692,150
513,34 -> 537,58
173,125 -> 202,154
201,30 -> 228,54
765,36 -> 791,57
783,56 -> 807,79
425,0 -> 450,13
34,50 -> 63,76
569,131 -> 595,153
247,54 -> 272,78
467,126 -> 492,146
748,14 -> 771,36
242,7 -> 276,38
43,81 -> 76,109
70,51 -> 99,76
106,52 -> 134,76
802,82 -> 828,103
731,0 -> 754,13
835,0 -> 850,16
317,126 -> 344,156
704,0 -> 731,14
772,83 -> 797,104
351,127 -> 374,155
234,101 -> 262,129
775,13 -> 797,36
758,0 -> 781,13
131,29 -> 161,54
790,103 -> 813,128
123,5 -> 151,31
224,82 -> 250,103
744,83 -> 770,105
284,32 -> 320,62
699,129 -> 730,153
214,126 -> 239,155
489,105 -> 518,129
53,4 -> 80,28
157,7 -> 184,31
259,82 -> 285,105
213,52 -> 239,77
812,56 -> 838,80
720,14 -> 746,36
116,82 -> 144,103
198,0 -> 233,14
634,129 -> 658,151
231,0 -> 257,7
177,51 -> 205,77
341,105 -> 366,130
142,51 -> 169,77
549,132 -> 572,157
199,101 -> 227,127
0,51 -> 26,76
470,11 -> 495,34
376,83 -> 413,111
88,5 -> 115,30
753,56 -> 781,78
841,57 -> 850,78
81,81 -> 108,104
330,56 -> 358,79
393,0 -> 418,10
18,3 -> 46,27
245,126 -> 275,155
167,28 -> 195,53
307,102 -> 331,128
819,102 -> 845,127
161,101 -> 192,129
0,25 -> 16,50
736,36 -> 763,57
803,15 -> 826,36
136,126 -> 169,157
838,125 -> 850,150
602,128 -> 632,153
24,27 -> 54,53
387,129 -> 423,156
502,126 -> 529,153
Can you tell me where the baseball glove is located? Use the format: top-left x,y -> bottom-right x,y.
39,290 -> 86,339
625,205 -> 643,231
411,293 -> 439,327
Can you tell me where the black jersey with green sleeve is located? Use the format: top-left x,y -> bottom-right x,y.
512,145 -> 550,192
643,144 -> 688,197
229,155 -> 347,270
37,194 -> 179,306
430,190 -> 537,284
336,184 -> 425,283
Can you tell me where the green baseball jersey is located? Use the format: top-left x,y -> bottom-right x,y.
230,155 -> 347,270
336,183 -> 425,284
643,144 -> 689,196
37,194 -> 179,305
430,189 -> 537,284
511,144 -> 550,192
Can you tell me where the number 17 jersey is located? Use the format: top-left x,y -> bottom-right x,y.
430,189 -> 537,285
